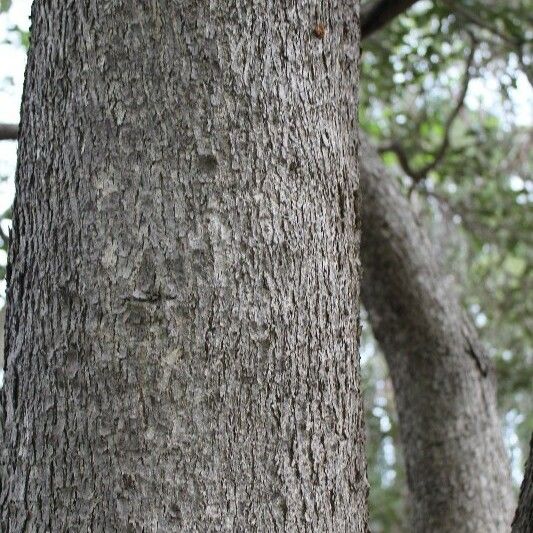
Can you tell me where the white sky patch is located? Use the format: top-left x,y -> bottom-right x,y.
0,0 -> 31,218
466,70 -> 533,127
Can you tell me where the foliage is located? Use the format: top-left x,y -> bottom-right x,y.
361,317 -> 408,533
361,0 -> 532,529
0,2 -> 29,47
0,0 -> 11,14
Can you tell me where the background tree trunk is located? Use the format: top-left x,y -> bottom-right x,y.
0,307 -> 4,372
359,134 -> 514,532
512,434 -> 533,532
0,2 -> 366,530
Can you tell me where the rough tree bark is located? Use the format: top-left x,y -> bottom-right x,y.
512,434 -> 533,532
0,1 -> 367,531
0,307 -> 4,371
359,134 -> 514,532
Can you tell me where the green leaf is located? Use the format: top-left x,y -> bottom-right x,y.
0,0 -> 12,13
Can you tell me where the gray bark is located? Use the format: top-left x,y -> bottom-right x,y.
512,434 -> 533,532
1,1 -> 366,531
0,307 -> 4,371
359,135 -> 514,532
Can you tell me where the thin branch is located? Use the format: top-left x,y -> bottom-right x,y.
421,186 -> 523,245
442,0 -> 532,88
0,224 -> 8,246
379,42 -> 476,186
361,0 -> 419,39
441,0 -> 523,48
0,123 -> 18,141
377,141 -> 419,179
415,42 -> 476,178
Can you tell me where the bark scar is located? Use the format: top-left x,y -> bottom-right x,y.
462,324 -> 490,377
314,23 -> 326,39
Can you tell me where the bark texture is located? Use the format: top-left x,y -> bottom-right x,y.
0,307 -> 4,371
1,1 -> 366,531
359,135 -> 514,532
512,434 -> 533,532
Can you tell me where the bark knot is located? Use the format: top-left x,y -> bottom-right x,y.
313,23 -> 326,39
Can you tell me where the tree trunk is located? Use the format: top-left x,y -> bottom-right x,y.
512,434 -> 533,532
1,2 -> 366,530
0,307 -> 4,372
359,135 -> 514,532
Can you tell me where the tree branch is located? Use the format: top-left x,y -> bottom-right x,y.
442,0 -> 523,47
377,140 -> 419,179
359,132 -> 515,529
512,434 -> 533,532
0,123 -> 18,141
378,41 -> 475,186
361,0 -> 419,39
442,0 -> 532,87
414,41 -> 475,178
0,223 -> 8,246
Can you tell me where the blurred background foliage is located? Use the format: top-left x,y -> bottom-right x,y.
0,1 -> 531,531
360,0 -> 531,530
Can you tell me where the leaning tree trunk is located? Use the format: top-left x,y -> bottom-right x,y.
359,135 -> 514,532
1,2 -> 366,530
512,434 -> 533,532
